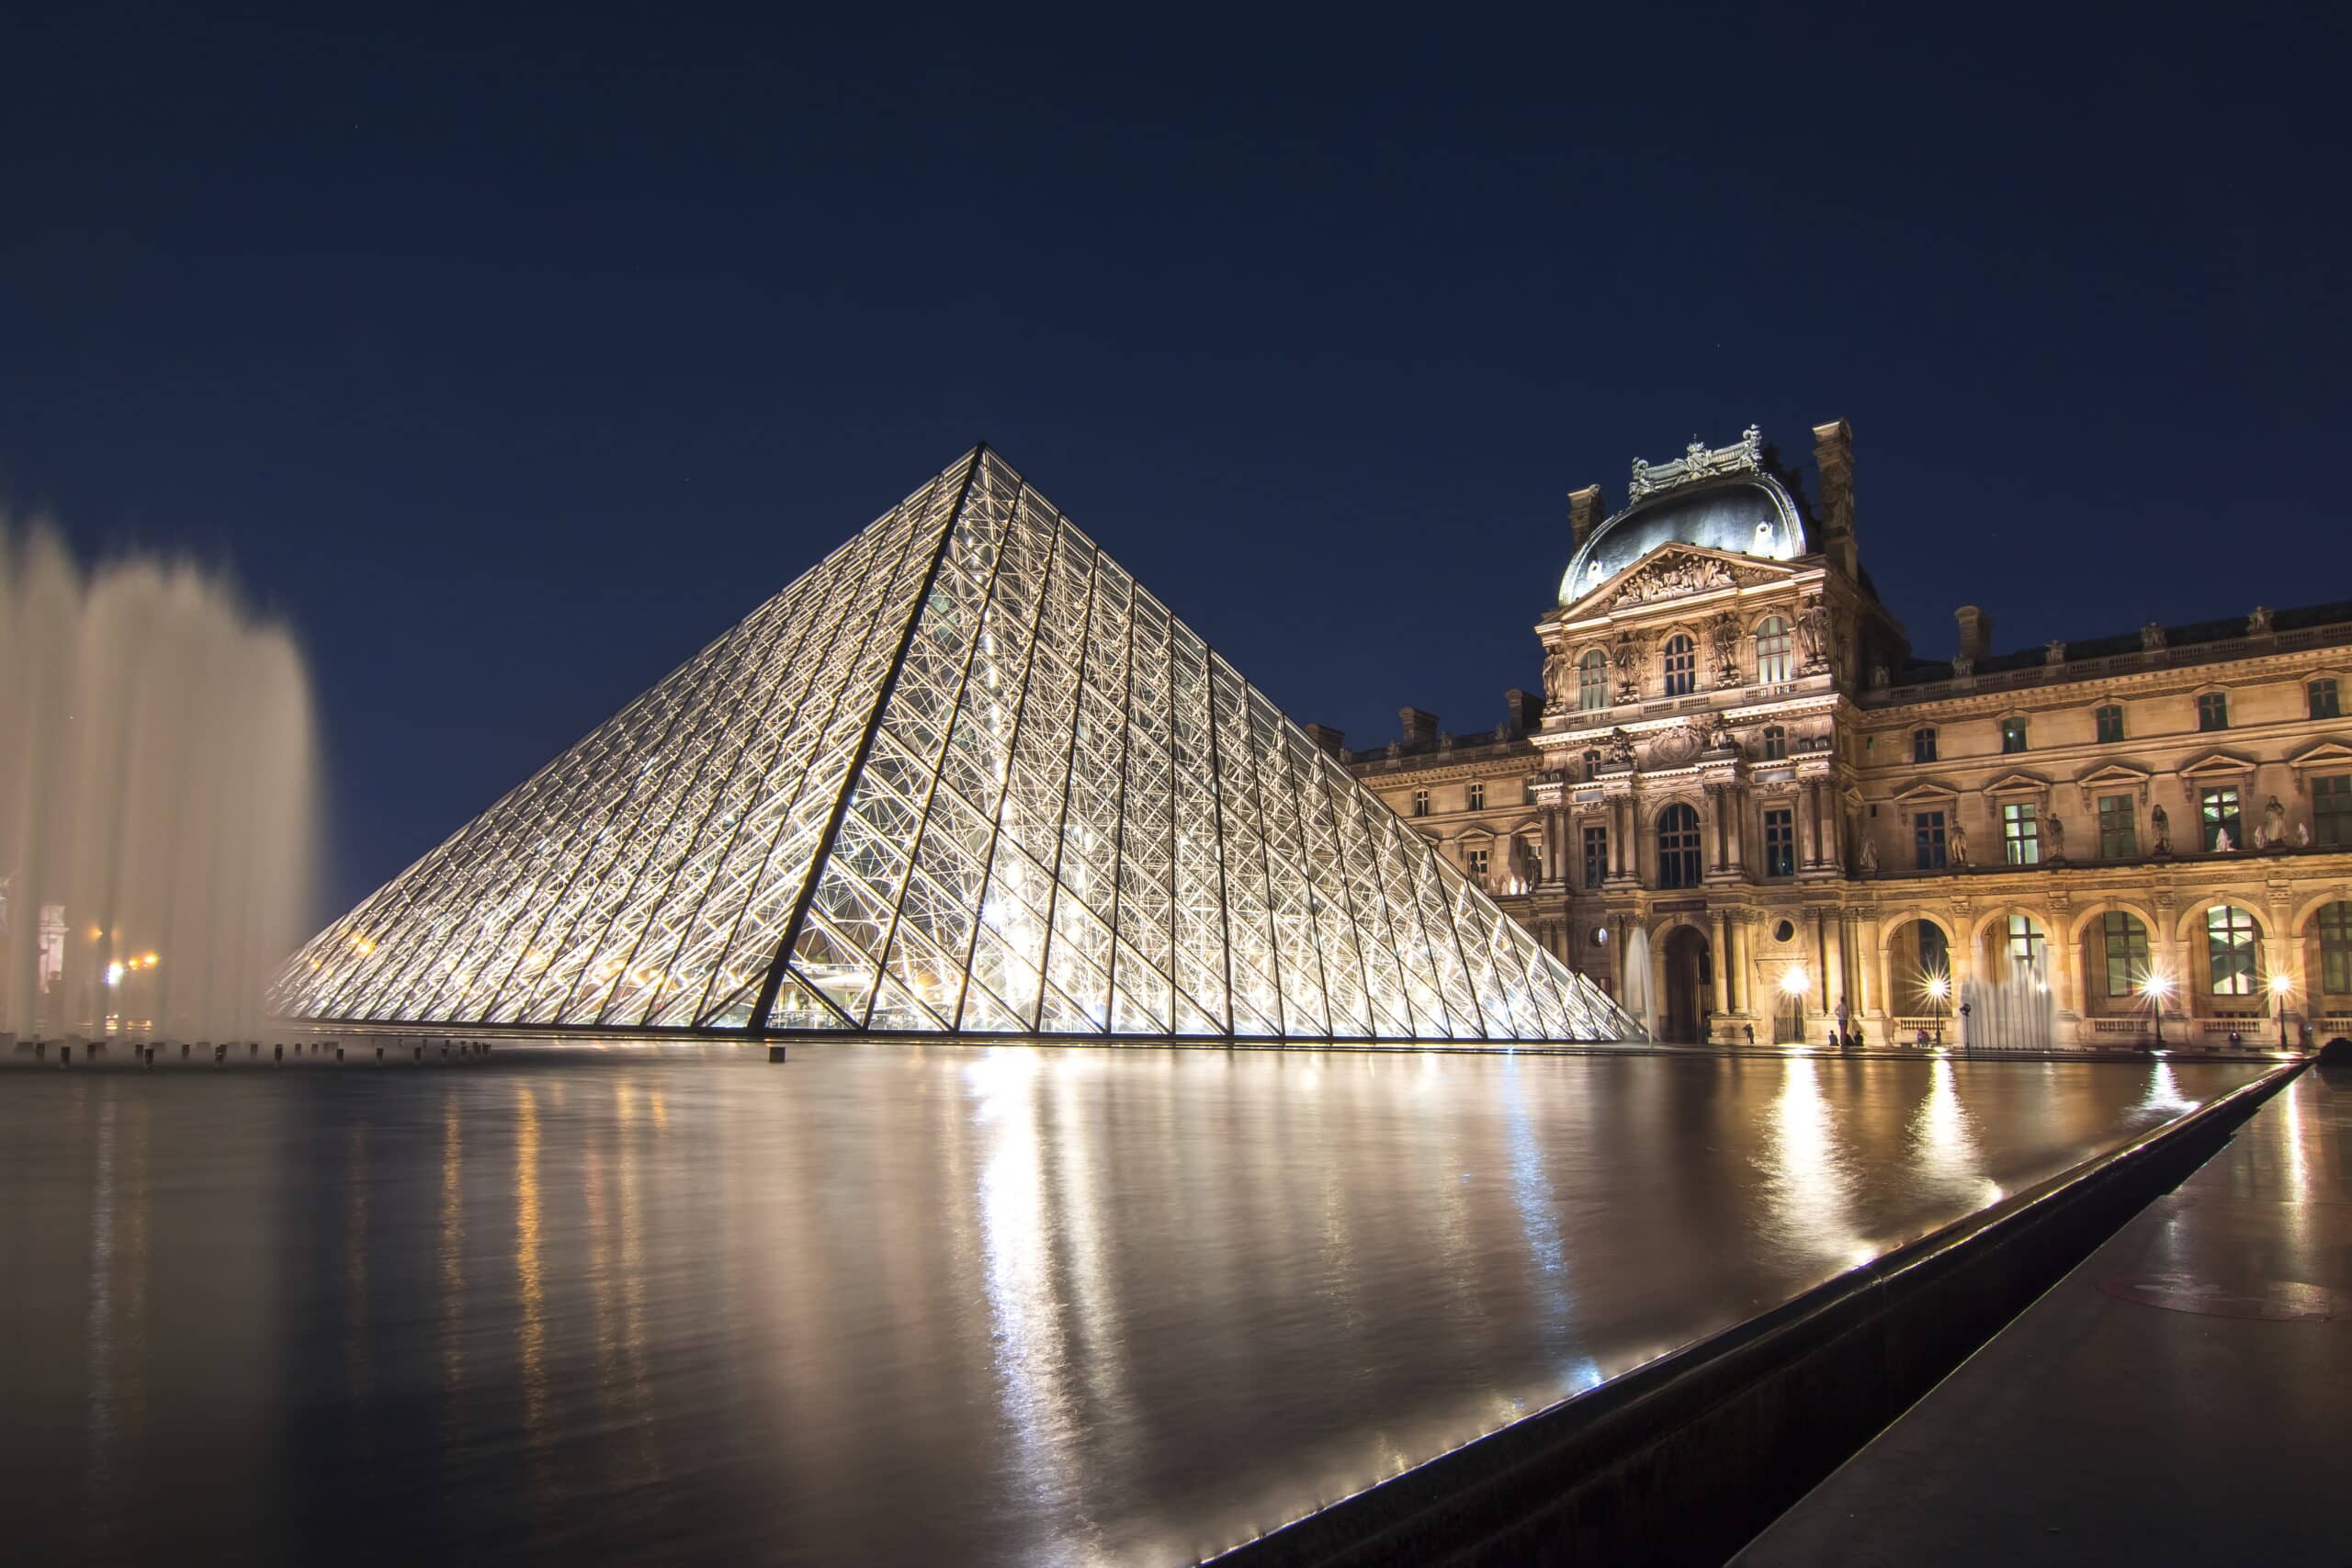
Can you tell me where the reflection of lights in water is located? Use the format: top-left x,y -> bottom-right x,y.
439,1096 -> 465,1405
1497,1055 -> 1570,1340
2137,1061 -> 2200,1118
1908,1058 -> 1985,1200
514,1086 -> 548,1455
1760,1057 -> 1863,1266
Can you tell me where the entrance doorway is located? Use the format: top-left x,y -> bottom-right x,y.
1660,925 -> 1712,1044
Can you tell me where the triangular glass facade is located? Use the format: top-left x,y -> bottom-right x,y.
276,451 -> 1634,1041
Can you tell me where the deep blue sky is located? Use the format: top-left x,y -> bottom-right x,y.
5,3 -> 2346,919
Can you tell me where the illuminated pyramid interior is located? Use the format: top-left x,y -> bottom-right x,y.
276,450 -> 1636,1042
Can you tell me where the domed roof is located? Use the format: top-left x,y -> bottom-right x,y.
1558,471 -> 1806,605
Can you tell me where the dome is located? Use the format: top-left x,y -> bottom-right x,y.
1558,473 -> 1806,605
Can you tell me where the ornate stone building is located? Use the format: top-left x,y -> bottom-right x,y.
1330,423 -> 2352,1047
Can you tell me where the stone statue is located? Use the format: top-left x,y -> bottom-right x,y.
2044,813 -> 2065,861
2298,819 -> 2312,847
1611,629 -> 1645,702
2141,621 -> 2167,651
1951,653 -> 1975,677
2151,802 -> 2171,853
1542,647 -> 1570,705
2249,605 -> 2274,636
1709,610 -> 1743,682
1870,662 -> 1890,690
1606,728 -> 1638,767
2044,640 -> 2066,665
2213,827 -> 2233,852
1796,598 -> 1830,669
2264,795 -> 2287,848
1858,833 -> 1879,874
1950,818 -> 1970,867
1706,716 -> 1736,752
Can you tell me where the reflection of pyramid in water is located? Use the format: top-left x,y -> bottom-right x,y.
277,450 -> 1635,1041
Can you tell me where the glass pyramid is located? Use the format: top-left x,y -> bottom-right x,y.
275,450 -> 1635,1042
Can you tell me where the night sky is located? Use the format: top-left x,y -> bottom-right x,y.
6,4 -> 2346,920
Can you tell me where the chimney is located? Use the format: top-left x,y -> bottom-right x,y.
1567,485 -> 1605,548
1303,722 -> 1347,758
1398,706 -> 1439,749
1954,605 -> 1995,663
1503,689 -> 1543,733
1810,419 -> 1857,579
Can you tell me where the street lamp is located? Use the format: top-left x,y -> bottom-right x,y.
1924,973 -> 1950,1046
2269,971 -> 2294,1050
2141,972 -> 2175,1048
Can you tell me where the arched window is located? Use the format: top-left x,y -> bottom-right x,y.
1755,616 -> 1792,683
2319,901 -> 2352,994
2205,905 -> 2261,995
1577,649 -> 1609,711
2004,914 -> 2046,980
2098,911 -> 2151,999
1662,635 -> 1697,696
1657,803 -> 1702,888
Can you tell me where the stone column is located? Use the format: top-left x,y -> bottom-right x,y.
1798,783 -> 1818,867
1855,914 -> 1879,1022
1710,908 -> 1731,1017
1825,911 -> 1847,1025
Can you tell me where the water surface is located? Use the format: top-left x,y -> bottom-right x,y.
1,1045 -> 2258,1564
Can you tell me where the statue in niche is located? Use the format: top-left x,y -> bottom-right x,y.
1796,598 -> 1830,669
1542,646 -> 1571,706
2044,813 -> 2066,862
1606,728 -> 1638,767
2249,605 -> 2274,636
2151,802 -> 2172,854
2263,795 -> 2288,849
1857,833 -> 1879,874
2141,621 -> 2168,651
1611,629 -> 1645,702
1950,818 -> 1970,867
1709,610 -> 1743,682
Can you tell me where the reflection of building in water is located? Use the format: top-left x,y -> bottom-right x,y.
1340,422 -> 2352,1048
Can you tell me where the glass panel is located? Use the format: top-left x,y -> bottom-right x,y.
2205,905 -> 2259,995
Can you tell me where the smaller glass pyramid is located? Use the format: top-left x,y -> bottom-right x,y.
276,450 -> 1635,1042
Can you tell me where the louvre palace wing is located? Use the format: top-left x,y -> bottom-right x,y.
275,449 -> 1636,1041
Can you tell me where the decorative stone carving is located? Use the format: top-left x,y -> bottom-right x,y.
2150,802 -> 2171,853
1611,629 -> 1645,703
1705,716 -> 1736,752
2297,819 -> 2312,847
1795,596 -> 1830,670
1950,818 -> 1970,867
1542,646 -> 1571,706
2249,605 -> 2274,636
1608,553 -> 1740,608
2213,827 -> 2233,852
2141,621 -> 2167,651
1857,833 -> 1879,874
2262,795 -> 2287,849
1648,725 -> 1702,769
1627,425 -> 1764,502
1708,610 -> 1743,683
2044,813 -> 2065,862
1951,652 -> 1975,677
1605,728 -> 1637,767
1869,662 -> 1889,689
2044,640 -> 2066,665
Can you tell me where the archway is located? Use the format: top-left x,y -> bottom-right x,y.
1660,924 -> 1712,1044
1885,917 -> 1954,1040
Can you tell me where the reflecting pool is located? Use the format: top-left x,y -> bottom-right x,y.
1,1046 -> 2261,1564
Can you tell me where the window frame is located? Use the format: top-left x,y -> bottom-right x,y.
2100,910 -> 2150,999
2197,691 -> 2229,732
1410,788 -> 1429,818
1913,809 -> 1949,871
2314,774 -> 2352,848
1463,845 -> 1490,882
2001,716 -> 2030,754
1662,634 -> 1697,697
2002,800 -> 2040,865
2095,705 -> 2124,744
1912,727 -> 1938,764
2320,901 -> 2352,995
2204,904 -> 2261,996
2097,793 -> 2137,859
1763,807 -> 1796,878
2199,786 -> 2242,851
1656,802 -> 1702,889
1762,725 -> 1787,761
1755,616 -> 1792,684
1465,781 -> 1485,811
2310,678 -> 2342,720
1577,649 -> 1609,711
1582,824 -> 1608,889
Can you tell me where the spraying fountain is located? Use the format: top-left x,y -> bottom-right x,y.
0,519 -> 318,1048
1959,955 -> 2056,1053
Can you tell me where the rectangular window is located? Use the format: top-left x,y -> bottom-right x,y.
2097,794 -> 2137,859
1912,728 -> 1937,763
2002,801 -> 2040,865
2101,911 -> 2149,999
2316,775 -> 2352,848
2002,717 -> 2029,753
2006,914 -> 2046,976
2206,905 -> 2259,996
1913,809 -> 1948,871
1582,825 -> 1608,889
2312,679 -> 2342,719
2199,786 -> 2242,851
1764,808 -> 1795,878
1522,777 -> 1536,806
2095,705 -> 2124,744
2322,903 -> 2352,994
2197,692 -> 2229,731
1464,847 -> 1489,882
1466,782 -> 1485,811
1411,788 -> 1429,818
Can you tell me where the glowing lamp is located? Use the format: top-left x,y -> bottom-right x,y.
1924,975 -> 1950,1001
1779,967 -> 1809,998
2267,973 -> 2293,997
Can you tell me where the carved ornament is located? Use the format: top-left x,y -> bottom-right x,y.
1627,425 -> 1764,502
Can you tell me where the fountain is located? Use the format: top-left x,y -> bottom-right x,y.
1958,956 -> 2056,1052
0,518 -> 318,1047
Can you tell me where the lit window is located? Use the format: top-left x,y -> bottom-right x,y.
1464,846 -> 1490,882
2005,914 -> 2046,977
1755,616 -> 1792,684
2095,705 -> 2124,744
2002,801 -> 2040,864
2100,910 -> 2150,998
1466,781 -> 1485,811
2001,716 -> 2029,753
2317,775 -> 2352,847
2097,794 -> 2137,859
1763,807 -> 1795,877
1582,825 -> 1608,888
2320,901 -> 2352,994
1913,728 -> 1937,763
2311,678 -> 2341,719
1663,635 -> 1697,697
1914,810 -> 1948,870
1411,788 -> 1429,818
1578,649 -> 1609,711
2197,692 -> 2229,731
1762,725 -> 1787,761
2204,905 -> 2261,996
2199,786 -> 2241,851
1656,803 -> 1702,888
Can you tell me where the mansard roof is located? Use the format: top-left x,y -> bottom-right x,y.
1883,599 -> 2352,692
1559,470 -> 1809,606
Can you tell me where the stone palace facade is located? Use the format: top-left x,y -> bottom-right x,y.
1323,423 -> 2352,1047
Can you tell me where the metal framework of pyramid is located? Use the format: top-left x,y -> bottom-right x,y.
275,450 -> 1636,1042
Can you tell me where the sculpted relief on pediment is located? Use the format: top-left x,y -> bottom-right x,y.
1600,549 -> 1778,611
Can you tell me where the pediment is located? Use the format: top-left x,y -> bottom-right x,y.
1892,776 -> 1962,805
2179,749 -> 2257,778
2287,739 -> 2352,771
1558,542 -> 1797,620
1981,770 -> 2051,796
2075,761 -> 2153,791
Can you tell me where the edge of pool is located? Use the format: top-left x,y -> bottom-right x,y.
1205,1057 -> 2305,1568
